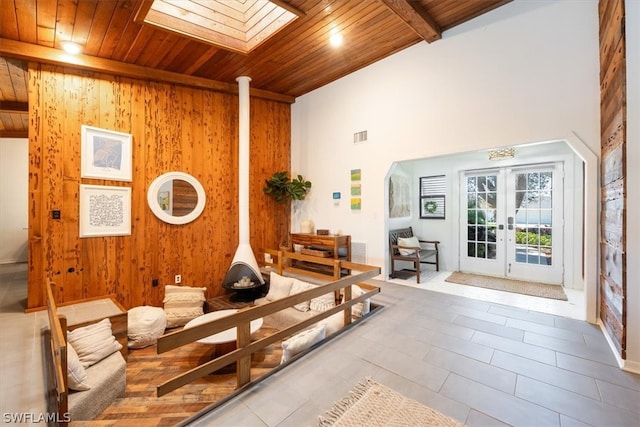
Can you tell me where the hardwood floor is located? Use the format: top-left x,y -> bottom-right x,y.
84,324 -> 282,426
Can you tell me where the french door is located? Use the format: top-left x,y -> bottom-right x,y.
459,163 -> 564,284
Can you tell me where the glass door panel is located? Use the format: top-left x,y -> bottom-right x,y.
460,170 -> 504,277
460,164 -> 563,284
507,165 -> 563,283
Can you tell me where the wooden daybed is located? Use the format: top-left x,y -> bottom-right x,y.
43,280 -> 128,425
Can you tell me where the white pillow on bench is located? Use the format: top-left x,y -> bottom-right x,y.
163,285 -> 206,328
289,279 -> 316,312
265,272 -> 294,301
67,342 -> 91,391
67,318 -> 122,369
397,236 -> 420,256
281,323 -> 327,363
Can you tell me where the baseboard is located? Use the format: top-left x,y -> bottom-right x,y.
597,319 -> 640,374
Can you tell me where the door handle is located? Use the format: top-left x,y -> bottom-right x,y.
507,216 -> 514,230
498,224 -> 504,230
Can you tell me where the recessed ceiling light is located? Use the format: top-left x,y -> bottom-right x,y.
329,29 -> 343,47
61,41 -> 82,54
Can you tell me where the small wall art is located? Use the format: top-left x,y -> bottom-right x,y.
79,184 -> 132,237
420,195 -> 445,219
81,125 -> 132,181
351,168 -> 362,211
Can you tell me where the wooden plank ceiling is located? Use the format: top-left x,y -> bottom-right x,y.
0,0 -> 510,138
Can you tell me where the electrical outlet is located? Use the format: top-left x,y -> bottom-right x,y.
175,274 -> 181,284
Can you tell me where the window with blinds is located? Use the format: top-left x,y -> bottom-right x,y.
419,175 -> 446,219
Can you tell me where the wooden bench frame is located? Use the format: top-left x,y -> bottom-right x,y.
44,280 -> 128,425
389,226 -> 439,283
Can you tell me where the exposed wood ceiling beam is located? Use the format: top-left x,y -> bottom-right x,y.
0,38 -> 295,104
0,129 -> 28,138
379,0 -> 441,43
0,101 -> 28,113
270,0 -> 307,17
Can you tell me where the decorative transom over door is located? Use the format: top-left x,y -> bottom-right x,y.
460,163 -> 564,284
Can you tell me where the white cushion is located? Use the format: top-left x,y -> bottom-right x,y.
349,285 -> 370,318
281,323 -> 327,363
67,318 -> 122,369
128,306 -> 167,349
289,279 -> 316,312
163,285 -> 206,328
309,291 -> 335,312
265,272 -> 295,301
398,236 -> 420,256
321,312 -> 345,336
66,342 -> 91,391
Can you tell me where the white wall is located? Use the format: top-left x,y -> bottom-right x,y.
624,0 -> 639,372
291,0 -> 639,373
0,138 -> 28,264
291,0 -> 599,273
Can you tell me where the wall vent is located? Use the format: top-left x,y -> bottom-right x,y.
353,130 -> 368,144
351,241 -> 367,264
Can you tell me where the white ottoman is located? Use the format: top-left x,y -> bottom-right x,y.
127,306 -> 167,349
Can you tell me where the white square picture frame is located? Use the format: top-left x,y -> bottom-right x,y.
80,184 -> 131,237
81,125 -> 132,181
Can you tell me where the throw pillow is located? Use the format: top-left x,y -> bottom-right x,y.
66,341 -> 91,391
128,306 -> 167,349
349,285 -> 370,318
67,318 -> 123,369
309,291 -> 335,312
265,272 -> 294,301
289,279 -> 316,312
321,312 -> 345,336
397,236 -> 420,256
163,285 -> 207,328
281,323 -> 327,363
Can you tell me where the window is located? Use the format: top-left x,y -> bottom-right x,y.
419,175 -> 446,219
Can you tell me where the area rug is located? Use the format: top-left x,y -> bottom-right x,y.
445,271 -> 568,301
318,378 -> 464,427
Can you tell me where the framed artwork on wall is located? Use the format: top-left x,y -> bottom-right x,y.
79,184 -> 132,237
81,125 -> 132,181
420,195 -> 445,219
389,173 -> 411,218
350,168 -> 362,210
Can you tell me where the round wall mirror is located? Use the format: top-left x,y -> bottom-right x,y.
147,172 -> 206,225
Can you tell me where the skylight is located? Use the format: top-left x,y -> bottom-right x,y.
138,0 -> 302,54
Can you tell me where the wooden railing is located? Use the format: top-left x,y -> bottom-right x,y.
45,280 -> 69,426
156,251 -> 381,396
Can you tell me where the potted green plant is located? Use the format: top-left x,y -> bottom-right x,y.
263,171 -> 312,251
263,171 -> 312,203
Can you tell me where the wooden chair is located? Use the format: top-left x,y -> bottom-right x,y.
389,227 -> 439,283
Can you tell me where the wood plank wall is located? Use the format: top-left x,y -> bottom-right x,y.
27,63 -> 291,310
598,0 -> 627,359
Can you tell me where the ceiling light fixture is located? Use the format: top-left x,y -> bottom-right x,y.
488,147 -> 515,160
329,28 -> 343,47
61,41 -> 82,54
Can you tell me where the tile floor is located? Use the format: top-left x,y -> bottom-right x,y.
1,263 -> 639,426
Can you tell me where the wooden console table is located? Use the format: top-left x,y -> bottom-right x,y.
290,233 -> 351,261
